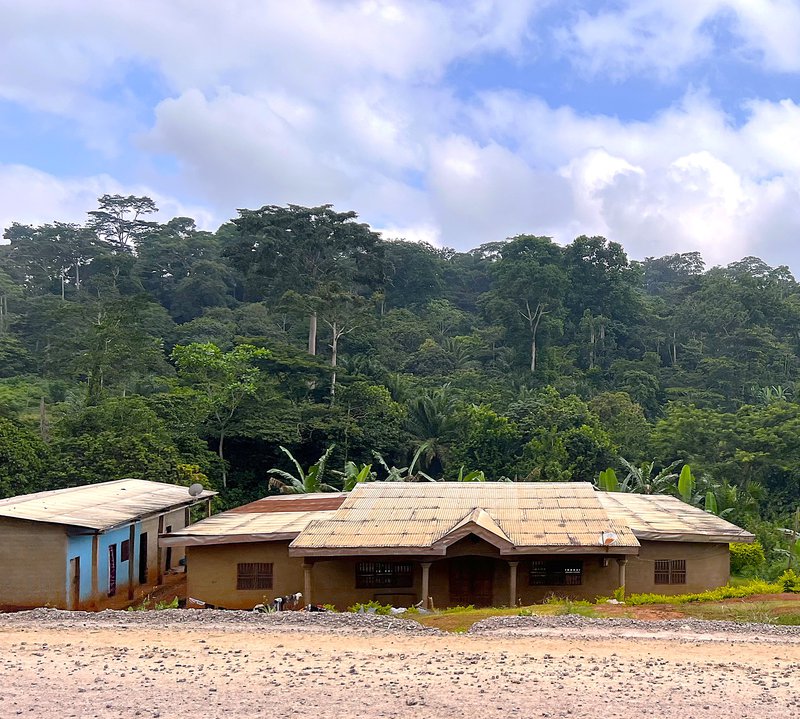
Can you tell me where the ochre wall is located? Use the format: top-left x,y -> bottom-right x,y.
0,518 -> 67,609
186,541 -> 306,609
184,538 -> 732,610
625,540 -> 729,595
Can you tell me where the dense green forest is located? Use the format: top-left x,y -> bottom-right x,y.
1,195 -> 799,574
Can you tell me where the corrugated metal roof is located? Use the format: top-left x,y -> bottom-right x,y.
290,482 -> 640,555
597,492 -> 754,543
230,494 -> 346,514
160,509 -> 337,547
0,479 -> 216,531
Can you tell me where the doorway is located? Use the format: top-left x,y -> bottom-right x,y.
138,533 -> 148,584
69,557 -> 80,610
108,545 -> 117,597
448,557 -> 495,607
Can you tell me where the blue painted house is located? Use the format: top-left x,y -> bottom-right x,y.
0,479 -> 215,610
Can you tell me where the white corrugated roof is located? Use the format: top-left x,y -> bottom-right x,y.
597,492 -> 754,543
290,482 -> 640,556
0,479 -> 216,531
160,509 -> 337,547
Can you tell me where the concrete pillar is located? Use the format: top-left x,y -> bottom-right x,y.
420,562 -> 432,608
90,533 -> 99,610
508,561 -> 519,607
617,557 -> 628,590
303,562 -> 314,607
157,515 -> 165,585
127,523 -> 136,600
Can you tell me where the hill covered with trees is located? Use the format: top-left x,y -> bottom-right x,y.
1,195 -> 799,574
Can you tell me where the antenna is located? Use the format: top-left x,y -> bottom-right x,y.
188,483 -> 204,497
600,531 -> 618,546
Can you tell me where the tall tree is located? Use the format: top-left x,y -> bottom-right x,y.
171,343 -> 270,487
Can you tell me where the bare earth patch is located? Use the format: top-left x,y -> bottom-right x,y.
0,610 -> 798,719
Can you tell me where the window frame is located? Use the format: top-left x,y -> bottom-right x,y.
120,540 -> 130,562
654,559 -> 686,585
355,561 -> 413,589
236,562 -> 274,591
528,560 -> 583,586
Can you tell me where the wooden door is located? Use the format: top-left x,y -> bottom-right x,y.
69,557 -> 80,610
108,545 -> 117,597
448,557 -> 494,607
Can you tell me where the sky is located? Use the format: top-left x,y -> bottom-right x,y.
1,0 -> 800,269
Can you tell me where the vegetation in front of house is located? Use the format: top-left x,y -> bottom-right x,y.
625,574 -> 798,605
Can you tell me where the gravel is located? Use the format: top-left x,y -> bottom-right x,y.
0,607 -> 441,635
470,613 -> 800,639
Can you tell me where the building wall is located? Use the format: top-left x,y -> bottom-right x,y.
183,537 -> 733,610
186,541 -> 306,609
625,540 -> 729,595
0,518 -> 67,609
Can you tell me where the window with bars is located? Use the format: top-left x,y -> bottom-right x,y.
529,560 -> 583,586
236,562 -> 273,590
355,562 -> 413,589
654,559 -> 686,585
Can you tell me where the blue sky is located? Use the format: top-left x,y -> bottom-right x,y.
1,0 -> 800,269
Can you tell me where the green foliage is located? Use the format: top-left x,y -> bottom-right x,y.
626,579 -> 782,605
3,194 -> 800,542
0,417 -> 48,498
780,569 -> 800,593
730,541 -> 766,574
347,600 -> 393,615
268,445 -> 339,494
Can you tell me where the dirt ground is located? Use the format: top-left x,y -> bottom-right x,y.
1,613 -> 799,719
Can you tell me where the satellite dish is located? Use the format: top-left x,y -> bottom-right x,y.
188,483 -> 204,497
600,531 -> 618,546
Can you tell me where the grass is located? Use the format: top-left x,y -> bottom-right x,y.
405,587 -> 800,632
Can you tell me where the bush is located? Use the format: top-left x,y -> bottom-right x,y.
730,541 -> 766,574
779,569 -> 800,593
626,579 -> 782,606
347,600 -> 393,615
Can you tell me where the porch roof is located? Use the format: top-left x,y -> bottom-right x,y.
290,482 -> 640,557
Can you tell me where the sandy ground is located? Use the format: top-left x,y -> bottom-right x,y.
1,613 -> 799,719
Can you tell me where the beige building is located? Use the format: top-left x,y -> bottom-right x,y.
161,482 -> 753,610
0,479 -> 215,611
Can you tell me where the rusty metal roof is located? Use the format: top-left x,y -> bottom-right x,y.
160,509 -> 337,547
0,479 -> 216,532
596,492 -> 754,543
230,493 -> 346,514
290,482 -> 641,557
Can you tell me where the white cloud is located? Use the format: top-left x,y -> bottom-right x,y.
0,164 -> 216,238
557,1 -> 800,79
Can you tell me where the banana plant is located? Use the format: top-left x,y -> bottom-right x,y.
597,468 -> 620,492
332,461 -> 377,491
677,464 -> 695,503
268,445 -> 340,493
618,458 -> 681,495
457,467 -> 486,482
372,442 -> 435,482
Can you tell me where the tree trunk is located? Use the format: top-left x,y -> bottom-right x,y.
218,431 -> 227,488
330,321 -> 338,400
530,335 -> 537,372
308,312 -> 317,355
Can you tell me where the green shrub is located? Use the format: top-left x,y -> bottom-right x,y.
613,586 -> 626,602
730,541 -> 766,574
779,569 -> 800,593
347,600 -> 393,615
627,578 -> 782,606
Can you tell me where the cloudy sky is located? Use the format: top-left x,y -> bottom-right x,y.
2,0 -> 800,268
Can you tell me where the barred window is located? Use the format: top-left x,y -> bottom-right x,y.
237,562 -> 273,590
654,559 -> 686,585
529,560 -> 583,586
355,562 -> 413,589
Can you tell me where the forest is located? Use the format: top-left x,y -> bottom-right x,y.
1,195 -> 799,576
